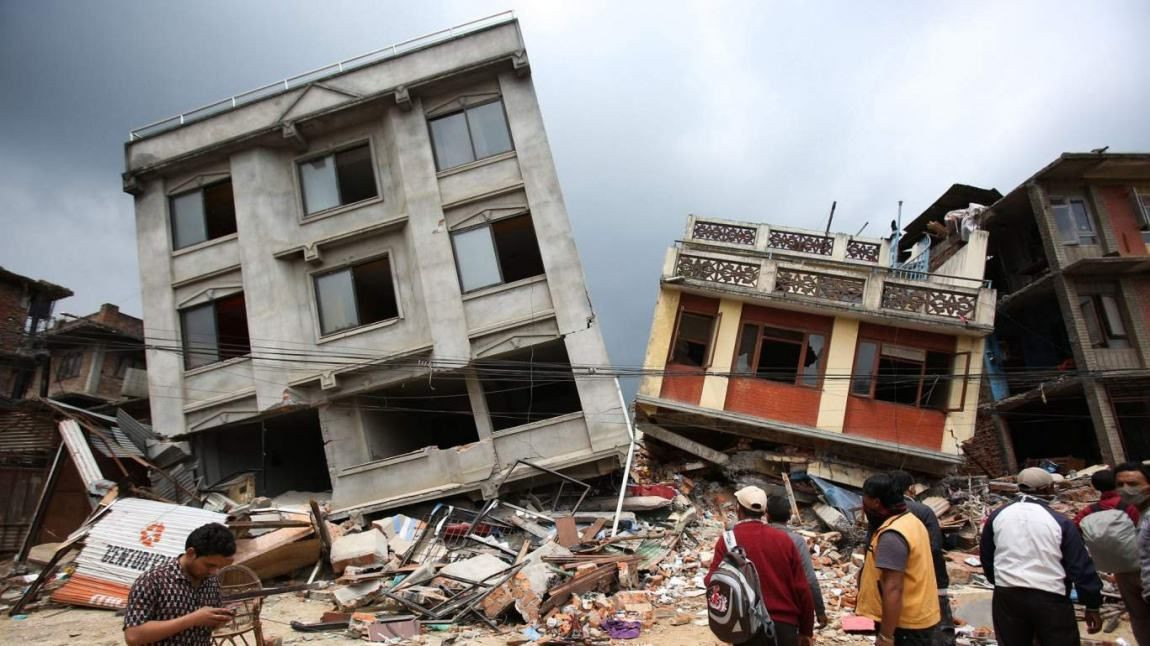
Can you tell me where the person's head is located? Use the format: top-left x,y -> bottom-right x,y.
183,522 -> 236,580
889,470 -> 914,497
862,473 -> 907,523
1091,469 -> 1117,493
766,495 -> 792,524
734,486 -> 767,520
1114,463 -> 1150,509
1017,467 -> 1055,495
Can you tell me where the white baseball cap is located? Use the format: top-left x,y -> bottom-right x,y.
735,485 -> 768,513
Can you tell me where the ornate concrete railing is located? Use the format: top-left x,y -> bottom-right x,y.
774,269 -> 865,304
846,239 -> 881,263
768,230 -> 834,256
881,282 -> 977,320
675,254 -> 760,287
691,221 -> 757,245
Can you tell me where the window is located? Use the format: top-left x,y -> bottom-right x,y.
56,352 -> 82,380
734,323 -> 826,387
1051,196 -> 1098,245
451,214 -> 546,292
851,340 -> 966,410
478,340 -> 581,432
1134,189 -> 1150,242
180,293 -> 251,370
669,311 -> 716,367
428,99 -> 513,171
1080,292 -> 1129,348
298,143 -> 378,216
170,179 -> 237,250
314,256 -> 399,336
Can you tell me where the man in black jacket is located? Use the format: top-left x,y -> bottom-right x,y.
889,471 -> 952,646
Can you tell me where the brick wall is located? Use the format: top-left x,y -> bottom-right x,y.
1098,186 -> 1147,257
0,281 -> 29,355
725,376 -> 821,426
961,413 -> 1009,476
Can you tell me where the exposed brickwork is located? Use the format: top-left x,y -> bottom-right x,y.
1098,186 -> 1148,256
724,376 -> 821,427
961,413 -> 1009,477
842,397 -> 945,449
659,372 -> 705,405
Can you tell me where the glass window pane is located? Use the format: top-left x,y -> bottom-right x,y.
171,191 -> 207,249
852,341 -> 878,395
1101,295 -> 1127,337
315,269 -> 358,335
300,154 -> 340,214
1080,297 -> 1106,347
429,112 -> 475,170
802,334 -> 826,386
1071,200 -> 1094,233
181,304 -> 218,369
1052,203 -> 1078,244
453,226 -> 502,292
466,100 -> 513,160
335,144 -> 378,205
735,324 -> 758,374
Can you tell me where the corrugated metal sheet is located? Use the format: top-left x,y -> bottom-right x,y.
88,423 -> 144,460
116,408 -> 157,452
59,419 -> 106,493
0,406 -> 57,456
52,498 -> 225,608
152,460 -> 199,503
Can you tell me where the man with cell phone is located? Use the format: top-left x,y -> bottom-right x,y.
123,522 -> 237,646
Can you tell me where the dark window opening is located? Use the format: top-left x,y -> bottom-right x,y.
1080,292 -> 1130,349
181,293 -> 251,370
736,323 -> 825,387
56,352 -> 82,380
853,340 -> 957,410
451,214 -> 545,292
315,256 -> 400,335
670,311 -> 716,367
299,143 -> 379,215
429,99 -> 514,171
360,377 -> 479,460
479,341 -> 582,432
170,179 -> 237,250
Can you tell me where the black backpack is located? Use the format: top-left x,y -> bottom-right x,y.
707,527 -> 775,644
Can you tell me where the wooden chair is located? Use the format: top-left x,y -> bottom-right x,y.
212,564 -> 266,646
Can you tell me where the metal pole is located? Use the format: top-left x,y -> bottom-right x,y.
610,376 -> 638,537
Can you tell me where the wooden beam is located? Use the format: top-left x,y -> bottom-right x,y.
637,423 -> 729,465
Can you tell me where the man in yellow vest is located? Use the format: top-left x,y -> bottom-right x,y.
856,473 -> 940,646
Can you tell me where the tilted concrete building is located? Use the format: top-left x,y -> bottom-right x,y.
122,14 -> 629,515
636,215 -> 995,475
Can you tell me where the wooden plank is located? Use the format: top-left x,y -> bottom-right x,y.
580,518 -> 607,542
637,423 -> 729,465
238,537 -> 321,580
554,516 -> 579,548
539,564 -> 617,614
782,473 -> 802,526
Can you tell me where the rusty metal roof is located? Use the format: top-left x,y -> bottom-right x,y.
0,403 -> 58,457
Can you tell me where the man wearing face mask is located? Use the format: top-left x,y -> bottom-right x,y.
856,474 -> 939,646
1105,461 -> 1150,646
1073,466 -> 1147,645
981,467 -> 1103,645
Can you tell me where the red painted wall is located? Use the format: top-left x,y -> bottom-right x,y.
843,397 -> 946,450
857,322 -> 955,352
1099,186 -> 1148,256
658,293 -> 720,406
725,376 -> 821,426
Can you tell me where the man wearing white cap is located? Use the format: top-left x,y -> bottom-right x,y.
980,467 -> 1103,645
705,485 -> 815,646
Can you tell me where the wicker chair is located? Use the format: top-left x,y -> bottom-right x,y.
212,564 -> 266,646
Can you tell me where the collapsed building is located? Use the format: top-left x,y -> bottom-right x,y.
635,215 -> 996,476
121,14 -> 630,515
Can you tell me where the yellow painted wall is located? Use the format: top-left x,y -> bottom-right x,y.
638,287 -> 681,399
699,299 -> 744,410
942,335 -> 986,454
815,317 -> 859,433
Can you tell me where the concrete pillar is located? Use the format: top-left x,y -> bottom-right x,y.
464,367 -> 495,441
941,336 -> 985,454
815,317 -> 859,433
84,344 -> 105,395
638,288 -> 681,399
698,299 -> 744,410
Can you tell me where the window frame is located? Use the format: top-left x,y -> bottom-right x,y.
428,98 -> 515,172
311,251 -> 402,338
1079,291 -> 1130,349
1133,188 -> 1150,239
294,139 -> 382,220
449,212 -> 546,294
1050,194 -> 1099,246
733,322 -> 828,389
666,307 -> 719,369
55,351 -> 83,380
167,178 -> 238,252
179,292 -> 252,371
850,339 -> 968,411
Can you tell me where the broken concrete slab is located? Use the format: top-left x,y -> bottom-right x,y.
331,530 -> 389,574
439,553 -> 510,584
333,580 -> 383,611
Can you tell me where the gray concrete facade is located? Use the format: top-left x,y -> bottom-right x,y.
123,18 -> 629,514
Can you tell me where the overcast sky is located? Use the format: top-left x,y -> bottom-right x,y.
2,0 -> 1149,392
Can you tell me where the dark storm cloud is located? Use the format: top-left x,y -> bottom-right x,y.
2,0 -> 1149,398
